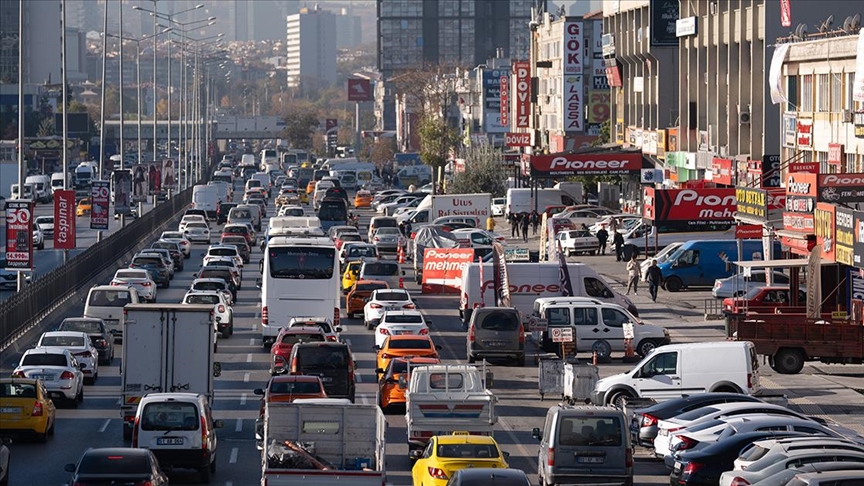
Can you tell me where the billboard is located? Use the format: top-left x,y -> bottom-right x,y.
513,61 -> 531,128
499,73 -> 510,128
347,78 -> 372,102
53,190 -> 76,250
650,0 -> 680,45
90,180 -> 110,230
836,207 -> 855,266
783,171 -> 817,233
162,159 -> 177,191
643,187 -> 736,224
587,91 -> 610,125
818,173 -> 864,203
5,200 -> 34,269
814,202 -> 835,262
148,163 -> 162,195
505,132 -> 531,147
563,20 -> 584,75
562,75 -> 584,132
112,170 -> 133,216
132,164 -> 148,202
530,152 -> 642,176
421,248 -> 475,293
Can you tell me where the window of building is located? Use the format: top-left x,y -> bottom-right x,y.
831,73 -> 842,112
801,74 -> 813,112
817,74 -> 830,112
786,75 -> 797,111
846,72 -> 856,111
816,151 -> 828,173
847,153 -> 860,173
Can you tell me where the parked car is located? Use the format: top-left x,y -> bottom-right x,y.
56,317 -> 115,365
555,229 -> 601,256
712,270 -> 791,298
35,331 -> 99,384
64,448 -> 169,486
12,347 -> 84,405
722,286 -> 808,315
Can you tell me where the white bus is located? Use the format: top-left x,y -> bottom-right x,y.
259,236 -> 340,348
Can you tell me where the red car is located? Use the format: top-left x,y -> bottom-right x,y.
335,233 -> 362,251
269,326 -> 327,374
221,224 -> 255,247
722,286 -> 808,315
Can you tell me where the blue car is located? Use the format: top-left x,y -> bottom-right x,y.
658,239 -> 780,292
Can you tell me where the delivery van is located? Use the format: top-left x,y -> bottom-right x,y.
506,188 -> 575,215
658,239 -> 778,292
459,262 -> 636,326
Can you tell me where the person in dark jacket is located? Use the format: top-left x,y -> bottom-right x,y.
646,259 -> 663,302
596,227 -> 609,255
509,210 -> 518,238
530,210 -> 540,235
520,213 -> 530,242
613,231 -> 625,261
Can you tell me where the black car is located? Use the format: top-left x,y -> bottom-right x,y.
196,266 -> 238,300
150,240 -> 184,271
446,468 -> 530,486
324,186 -> 349,204
669,431 -> 811,486
57,317 -> 115,365
288,342 -> 356,402
217,202 -> 238,224
128,255 -> 170,288
65,448 -> 169,485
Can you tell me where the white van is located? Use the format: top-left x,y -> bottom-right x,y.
506,188 -> 575,215
25,174 -> 51,203
590,341 -> 762,407
553,182 -> 584,202
84,284 -> 141,339
132,392 -> 222,481
51,172 -> 70,195
191,185 -> 219,219
458,262 -> 636,326
313,180 -> 335,209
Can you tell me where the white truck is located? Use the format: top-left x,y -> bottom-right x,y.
50,172 -> 71,196
404,364 -> 497,453
406,193 -> 492,226
260,401 -> 387,486
120,304 -> 220,440
74,161 -> 98,188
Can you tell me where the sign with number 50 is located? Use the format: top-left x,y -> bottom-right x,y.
5,200 -> 34,269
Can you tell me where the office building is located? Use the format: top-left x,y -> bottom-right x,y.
286,5 -> 337,89
0,0 -> 61,85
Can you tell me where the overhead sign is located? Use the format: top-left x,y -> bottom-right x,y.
505,132 -> 531,147
818,173 -> 864,203
90,180 -> 110,230
789,161 -> 819,174
513,61 -> 531,128
53,190 -> 76,250
5,200 -> 34,269
644,187 -> 736,225
347,78 -> 372,102
835,207 -> 855,266
530,152 -> 642,176
421,248 -> 475,291
499,73 -> 510,128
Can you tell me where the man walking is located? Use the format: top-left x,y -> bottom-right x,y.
646,259 -> 663,302
596,226 -> 609,255
613,231 -> 625,261
486,214 -> 496,232
626,255 -> 640,295
520,213 -> 530,242
530,210 -> 540,235
509,211 -> 518,238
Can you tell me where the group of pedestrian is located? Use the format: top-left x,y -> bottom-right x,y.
507,208 -> 539,243
624,255 -> 662,302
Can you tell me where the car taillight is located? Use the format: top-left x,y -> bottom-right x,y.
60,371 -> 75,380
641,413 -> 658,427
468,325 -> 475,342
32,401 -> 43,416
373,237 -> 379,241
132,415 -> 140,447
370,303 -> 383,309
399,278 -> 404,288
327,336 -> 336,342
547,447 -> 555,466
333,307 -> 340,328
683,461 -> 706,477
403,303 -> 415,309
729,478 -> 750,486
136,481 -> 154,486
11,371 -> 24,378
427,467 -> 448,480
111,281 -> 121,286
419,328 -> 428,335
262,306 -> 268,326
74,351 -> 92,358
747,373 -> 753,389
625,447 -> 633,467
201,416 -> 208,450
676,436 -> 697,451
142,281 -> 151,287
379,328 -> 390,335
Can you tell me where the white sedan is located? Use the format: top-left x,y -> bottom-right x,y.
204,244 -> 244,268
190,278 -> 233,305
183,290 -> 233,339
111,268 -> 158,302
13,347 -> 85,404
160,231 -> 192,258
373,311 -> 430,348
184,222 -> 211,243
35,331 -> 99,384
363,288 -> 415,330
35,215 -> 54,239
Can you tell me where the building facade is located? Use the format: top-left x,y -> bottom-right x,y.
335,8 -> 363,49
0,0 -> 62,85
286,6 -> 337,89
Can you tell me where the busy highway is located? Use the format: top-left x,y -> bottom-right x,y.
2,173 -> 864,486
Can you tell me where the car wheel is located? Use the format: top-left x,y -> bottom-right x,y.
516,354 -> 526,367
608,390 -> 631,408
229,323 -> 234,336
38,241 -> 44,250
773,348 -> 805,374
637,339 -> 658,357
664,277 -> 683,293
210,454 -> 216,473
221,326 -> 231,339
47,420 -> 55,436
0,456 -> 8,484
467,354 -> 476,363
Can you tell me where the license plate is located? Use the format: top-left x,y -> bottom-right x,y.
673,461 -> 682,474
396,330 -> 412,335
659,429 -> 669,436
157,437 -> 184,445
385,306 -> 399,311
34,374 -> 54,381
0,407 -> 22,414
320,377 -> 334,383
576,456 -> 604,464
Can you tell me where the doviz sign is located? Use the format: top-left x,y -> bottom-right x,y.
5,200 -> 34,268
550,327 -> 573,343
505,132 -> 530,147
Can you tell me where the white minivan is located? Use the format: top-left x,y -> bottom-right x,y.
459,262 -> 637,326
84,285 -> 141,340
590,341 -> 762,407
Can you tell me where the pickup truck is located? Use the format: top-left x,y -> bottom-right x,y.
259,401 -> 386,486
728,313 -> 864,374
404,364 -> 497,453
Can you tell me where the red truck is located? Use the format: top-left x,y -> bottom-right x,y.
727,313 -> 864,374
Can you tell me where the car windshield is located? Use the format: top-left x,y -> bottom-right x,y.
556,416 -> 623,446
319,203 -> 348,222
132,257 -> 162,267
186,294 -> 220,305
280,333 -> 325,345
348,246 -> 377,257
210,248 -> 236,257
78,453 -> 150,475
88,290 -> 132,306
374,219 -> 399,228
187,223 -> 207,229
115,271 -> 144,279
163,232 -> 182,239
291,321 -> 333,333
41,335 -> 86,347
140,401 -> 200,431
224,226 -> 248,235
194,281 -> 226,291
376,291 -> 410,302
362,263 -> 399,276
355,282 -> 388,292
152,242 -> 174,250
387,338 -> 431,349
376,228 -> 400,236
296,347 -> 349,367
437,443 -> 500,458
341,234 -> 362,242
21,353 -> 67,367
269,380 -> 323,394
476,311 -> 520,331
268,247 -> 335,279
59,320 -> 103,333
384,314 -> 424,324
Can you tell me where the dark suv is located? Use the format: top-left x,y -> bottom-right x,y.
150,241 -> 184,271
287,342 -> 356,402
196,266 -> 238,301
129,255 -> 170,288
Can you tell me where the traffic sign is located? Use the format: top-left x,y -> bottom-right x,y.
623,322 -> 635,340
528,316 -> 548,332
550,327 -> 573,343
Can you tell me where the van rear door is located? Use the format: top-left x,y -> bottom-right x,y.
553,414 -> 630,479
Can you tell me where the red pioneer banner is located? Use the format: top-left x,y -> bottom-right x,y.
818,173 -> 864,203
421,248 -> 475,294
531,152 -> 642,176
712,157 -> 734,186
643,187 -> 736,224
5,200 -> 34,268
53,190 -> 76,250
513,61 -> 531,128
735,225 -> 763,239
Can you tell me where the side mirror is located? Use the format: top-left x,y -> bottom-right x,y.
435,345 -> 443,350
409,449 -> 422,461
503,451 -> 511,460
398,375 -> 408,389
485,371 -> 494,389
259,259 -> 264,274
375,368 -> 385,374
532,427 -> 542,441
401,270 -> 406,276
64,464 -> 77,473
372,345 -> 380,351
335,326 -> 343,333
213,419 -> 225,429
253,388 -> 265,396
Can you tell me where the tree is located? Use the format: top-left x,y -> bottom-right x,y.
590,120 -> 611,147
447,145 -> 508,197
37,117 -> 55,137
281,108 -> 320,150
419,116 -> 459,194
370,137 -> 396,170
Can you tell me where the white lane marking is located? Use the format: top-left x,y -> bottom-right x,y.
98,419 -> 111,432
235,419 -> 243,432
115,398 -> 121,406
240,393 -> 247,406
248,338 -> 255,346
356,372 -> 362,383
246,353 -> 252,363
244,372 -> 250,383
229,447 -> 239,464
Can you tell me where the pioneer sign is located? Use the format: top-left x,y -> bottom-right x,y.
643,187 -> 736,225
818,173 -> 864,203
784,172 -> 818,233
530,152 -> 642,176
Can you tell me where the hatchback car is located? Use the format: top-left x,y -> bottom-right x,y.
35,331 -> 99,384
0,378 -> 56,441
374,335 -> 440,380
76,197 -> 91,216
12,347 -> 84,405
111,268 -> 158,302
56,317 -> 115,365
376,356 -> 440,412
411,433 -> 509,485
65,448 -> 169,486
719,441 -> 864,486
364,289 -> 416,331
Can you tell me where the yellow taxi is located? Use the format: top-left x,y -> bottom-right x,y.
341,260 -> 364,294
306,180 -> 317,196
0,377 -> 57,441
298,189 -> 309,204
376,356 -> 439,411
410,432 -> 509,485
354,190 -> 373,208
76,197 -> 92,216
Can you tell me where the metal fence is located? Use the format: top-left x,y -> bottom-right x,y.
0,187 -> 192,348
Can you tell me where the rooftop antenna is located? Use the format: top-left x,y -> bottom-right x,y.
817,15 -> 834,33
793,23 -> 807,40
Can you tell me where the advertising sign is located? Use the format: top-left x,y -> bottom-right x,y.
491,243 -> 511,307
854,211 -> 864,267
112,169 -> 132,216
828,143 -> 845,168
853,28 -> 864,102
676,16 -> 697,37
346,78 -> 372,102
783,113 -> 797,148
806,245 -> 822,318
643,187 -> 736,224
90,180 -> 110,230
162,159 -> 176,190
735,225 -> 763,239
499,74 -> 510,128
736,187 -> 770,221
605,65 -> 623,87
780,0 -> 792,27
836,207 -> 855,266
148,163 -> 162,196
784,172 -> 817,233
5,200 -> 33,268
762,155 -> 782,188
530,152 -> 642,176
818,173 -> 864,203
563,21 -> 583,75
53,190 -> 76,250
562,75 -> 584,132
132,164 -> 148,202
421,248 -> 475,292
649,0 -> 680,46
712,158 -> 735,186
505,132 -> 531,147
815,202 -> 836,262
789,161 -> 819,174
797,119 -> 813,148
482,69 -> 505,110
847,267 -> 864,313
588,91 -> 610,125
513,61 -> 531,128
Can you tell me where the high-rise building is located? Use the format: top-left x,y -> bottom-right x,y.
376,0 -> 533,130
335,8 -> 363,49
0,0 -> 61,85
286,5 -> 337,89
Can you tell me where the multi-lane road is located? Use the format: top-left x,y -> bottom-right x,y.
2,181 -> 863,485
